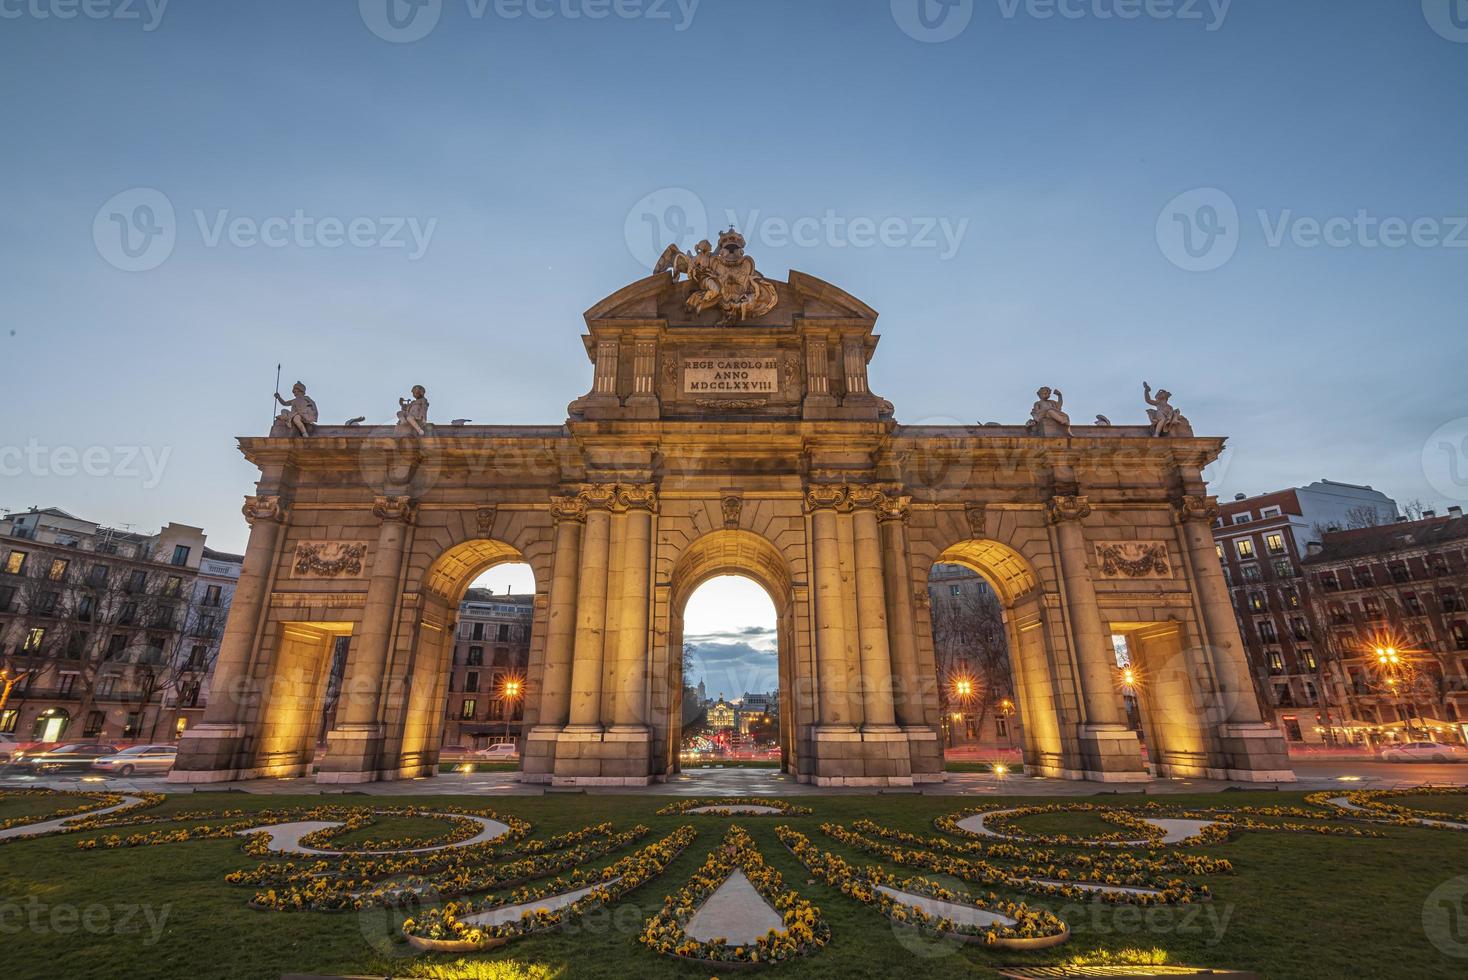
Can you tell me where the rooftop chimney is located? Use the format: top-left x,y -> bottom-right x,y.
1424,510 -> 1437,519
1306,541 -> 1324,556
1450,506 -> 1464,519
1234,493 -> 1246,501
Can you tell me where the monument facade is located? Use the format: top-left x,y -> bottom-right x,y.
172,237 -> 1293,786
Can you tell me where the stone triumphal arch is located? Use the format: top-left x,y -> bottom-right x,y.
173,236 -> 1293,786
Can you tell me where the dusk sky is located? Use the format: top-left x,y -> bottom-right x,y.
4,1 -> 1466,696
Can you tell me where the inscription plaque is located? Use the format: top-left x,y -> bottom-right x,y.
682,356 -> 778,395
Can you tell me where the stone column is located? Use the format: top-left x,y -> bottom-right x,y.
878,496 -> 922,728
170,495 -> 287,781
567,485 -> 615,731
610,486 -> 656,731
807,486 -> 853,729
1176,495 -> 1265,726
1047,494 -> 1146,780
851,490 -> 898,730
318,495 -> 414,782
534,496 -> 586,729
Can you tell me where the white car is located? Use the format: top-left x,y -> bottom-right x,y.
473,742 -> 519,759
1378,741 -> 1466,764
92,744 -> 178,777
0,733 -> 16,763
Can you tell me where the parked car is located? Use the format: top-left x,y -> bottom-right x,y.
473,742 -> 519,759
0,733 -> 17,763
1378,741 -> 1466,764
92,744 -> 178,777
14,742 -> 120,774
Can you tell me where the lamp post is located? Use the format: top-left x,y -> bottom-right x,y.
500,677 -> 522,747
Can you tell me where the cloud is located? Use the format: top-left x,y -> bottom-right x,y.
685,639 -> 779,699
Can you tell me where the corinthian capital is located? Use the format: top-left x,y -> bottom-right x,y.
848,487 -> 888,512
879,494 -> 912,524
372,495 -> 417,524
1175,494 -> 1220,523
242,495 -> 287,526
1046,494 -> 1092,524
805,484 -> 851,513
616,484 -> 658,512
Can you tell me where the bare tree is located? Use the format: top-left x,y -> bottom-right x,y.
929,575 -> 1014,743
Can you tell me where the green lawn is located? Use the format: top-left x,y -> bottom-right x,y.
1398,793 -> 1468,816
1001,809 -> 1137,840
0,792 -> 95,824
0,790 -> 1463,979
327,814 -> 469,849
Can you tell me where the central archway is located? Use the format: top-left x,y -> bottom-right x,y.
664,530 -> 798,777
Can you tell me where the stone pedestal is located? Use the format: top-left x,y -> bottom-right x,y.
810,726 -> 915,786
1217,723 -> 1297,782
168,723 -> 249,783
316,725 -> 386,784
1077,725 -> 1150,782
550,727 -> 653,786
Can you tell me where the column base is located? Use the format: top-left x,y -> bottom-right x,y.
520,725 -> 562,780
316,725 -> 385,784
550,726 -> 652,783
810,725 -> 915,785
1216,723 -> 1297,782
1077,724 -> 1149,782
168,723 -> 248,782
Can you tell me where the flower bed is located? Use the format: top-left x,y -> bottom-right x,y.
0,790 -> 164,841
403,825 -> 697,951
945,803 -> 1170,846
639,825 -> 830,966
656,797 -> 813,817
822,822 -> 1208,905
776,825 -> 1069,950
1307,787 -> 1468,828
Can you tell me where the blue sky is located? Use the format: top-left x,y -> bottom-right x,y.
4,3 -> 1467,685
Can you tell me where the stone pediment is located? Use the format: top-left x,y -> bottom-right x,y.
583,269 -> 877,329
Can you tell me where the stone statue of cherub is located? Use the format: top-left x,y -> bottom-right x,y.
1026,386 -> 1072,437
274,381 -> 318,437
396,385 -> 430,436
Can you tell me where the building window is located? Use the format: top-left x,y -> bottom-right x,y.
58,673 -> 77,696
1283,587 -> 1300,609
3,551 -> 26,575
1261,506 -> 1283,518
1291,618 -> 1310,641
1362,598 -> 1382,619
1265,533 -> 1286,554
949,584 -> 962,596
48,558 -> 70,582
181,682 -> 201,707
1302,649 -> 1318,671
84,711 -> 105,737
171,545 -> 191,566
0,585 -> 14,611
163,575 -> 182,597
1258,621 -> 1278,643
106,634 -> 128,659
467,646 -> 484,667
126,570 -> 147,594
0,709 -> 16,733
88,564 -> 109,587
1389,562 -> 1411,583
1320,572 -> 1339,591
1215,542 -> 1224,560
465,671 -> 479,693
1453,623 -> 1468,651
1232,512 -> 1252,524
1442,590 -> 1464,613
187,645 -> 206,669
1236,539 -> 1256,559
202,584 -> 221,606
1405,593 -> 1424,615
1248,593 -> 1265,612
471,622 -> 484,641
460,698 -> 477,720
1268,651 -> 1285,674
21,628 -> 46,653
1353,566 -> 1372,586
97,676 -> 118,698
35,592 -> 58,615
1273,559 -> 1294,579
497,623 -> 510,642
1242,565 -> 1262,583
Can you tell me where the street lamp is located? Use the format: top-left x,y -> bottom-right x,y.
500,676 -> 522,748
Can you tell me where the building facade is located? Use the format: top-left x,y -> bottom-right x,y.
441,588 -> 533,749
1212,481 -> 1398,743
1302,509 -> 1468,745
0,507 -> 241,743
172,244 -> 1292,787
927,563 -> 1023,750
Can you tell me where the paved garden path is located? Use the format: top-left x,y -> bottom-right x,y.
0,794 -> 146,840
684,869 -> 783,944
955,809 -> 1216,845
234,812 -> 510,855
460,877 -> 623,928
1326,795 -> 1468,831
873,885 -> 1017,927
688,804 -> 782,814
